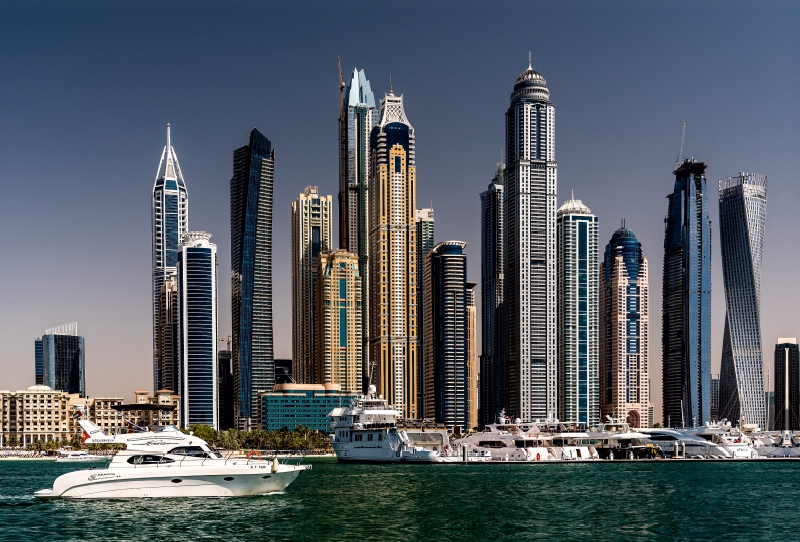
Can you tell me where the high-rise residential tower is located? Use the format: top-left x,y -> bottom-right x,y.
340,68 -> 378,385
217,349 -> 235,430
231,128 -> 275,430
719,172 -> 767,428
466,281 -> 478,431
710,374 -> 720,421
41,322 -> 85,397
177,232 -> 218,429
152,124 -> 188,392
368,88 -> 419,418
422,241 -> 468,432
479,164 -> 504,428
662,158 -> 712,428
35,338 -> 43,385
156,274 -> 179,392
774,339 -> 799,431
416,207 -> 434,409
599,225 -> 650,428
504,60 -> 557,422
557,195 -> 599,427
316,249 -> 363,393
291,186 -> 333,385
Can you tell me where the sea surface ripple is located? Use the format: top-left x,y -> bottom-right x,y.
1,458 -> 799,540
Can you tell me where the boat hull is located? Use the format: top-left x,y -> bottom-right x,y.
35,463 -> 309,499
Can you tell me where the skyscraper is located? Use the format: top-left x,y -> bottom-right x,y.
774,339 -> 799,431
156,273 -> 178,392
152,124 -> 189,392
416,207 -> 435,409
466,281 -> 478,431
504,59 -> 557,422
231,128 -> 275,429
35,338 -> 43,385
710,374 -> 720,421
177,231 -> 218,429
41,322 -> 85,397
557,195 -> 599,427
217,349 -> 235,430
340,68 -> 378,386
599,224 -> 650,428
423,241 -> 468,432
662,158 -> 712,428
719,172 -> 767,428
479,164 -> 504,428
291,186 -> 333,384
316,249 -> 363,393
368,88 -> 418,418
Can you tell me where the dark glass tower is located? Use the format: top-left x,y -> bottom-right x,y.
35,338 -> 43,385
42,333 -> 85,397
774,340 -> 800,431
231,128 -> 275,429
422,241 -> 468,432
217,350 -> 235,430
662,158 -> 712,428
479,164 -> 504,428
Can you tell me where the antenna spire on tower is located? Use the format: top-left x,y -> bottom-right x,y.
528,51 -> 532,69
166,122 -> 171,150
389,74 -> 393,94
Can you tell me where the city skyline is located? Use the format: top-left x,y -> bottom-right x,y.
2,3 -> 798,423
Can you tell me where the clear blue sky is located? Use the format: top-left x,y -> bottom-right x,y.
1,1 -> 797,420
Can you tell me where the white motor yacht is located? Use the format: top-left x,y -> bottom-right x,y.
55,449 -> 109,463
35,419 -> 311,499
590,418 -> 659,460
329,386 -> 447,463
690,421 -> 761,459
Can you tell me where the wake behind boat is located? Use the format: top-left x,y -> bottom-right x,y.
35,418 -> 310,499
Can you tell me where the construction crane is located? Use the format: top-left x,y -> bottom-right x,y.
337,55 -> 345,110
675,119 -> 687,169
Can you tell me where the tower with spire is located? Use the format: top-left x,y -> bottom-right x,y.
152,124 -> 188,393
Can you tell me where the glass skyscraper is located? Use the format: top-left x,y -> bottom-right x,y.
599,224 -> 650,428
291,186 -> 333,385
35,338 -> 43,385
662,158 -> 712,428
368,88 -> 419,418
177,232 -> 218,429
719,172 -> 767,428
504,60 -> 558,422
416,208 -> 434,409
152,124 -> 188,392
422,241 -> 468,432
479,164 -> 504,428
557,196 -> 599,427
231,128 -> 275,429
41,322 -> 85,397
340,68 -> 378,382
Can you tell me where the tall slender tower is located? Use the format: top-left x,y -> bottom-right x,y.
662,158 -> 712,428
599,224 -> 650,427
152,124 -> 188,392
291,186 -> 333,384
557,195 -> 599,427
479,164 -> 504,427
416,207 -> 434,410
774,339 -> 799,431
718,172 -> 767,428
466,281 -> 478,431
340,68 -> 378,388
231,128 -> 275,430
504,59 -> 557,422
422,241 -> 468,432
368,87 -> 418,418
177,231 -> 218,429
157,274 -> 179,393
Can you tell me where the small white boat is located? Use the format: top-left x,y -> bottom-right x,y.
55,450 -> 108,463
35,419 -> 311,499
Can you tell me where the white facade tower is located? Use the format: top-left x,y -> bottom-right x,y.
504,58 -> 557,422
152,124 -> 188,392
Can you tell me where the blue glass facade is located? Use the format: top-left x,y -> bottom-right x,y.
662,159 -> 711,428
35,339 -> 43,385
42,334 -> 85,397
177,236 -> 217,429
231,129 -> 274,428
261,386 -> 357,432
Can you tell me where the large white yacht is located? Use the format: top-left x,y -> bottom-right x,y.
35,419 -> 311,499
329,386 -> 449,463
55,449 -> 109,463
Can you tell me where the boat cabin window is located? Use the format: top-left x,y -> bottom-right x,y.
167,446 -> 218,459
127,454 -> 174,465
648,434 -> 677,441
479,441 -> 506,448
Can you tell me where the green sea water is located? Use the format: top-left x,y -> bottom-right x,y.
2,458 -> 799,541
